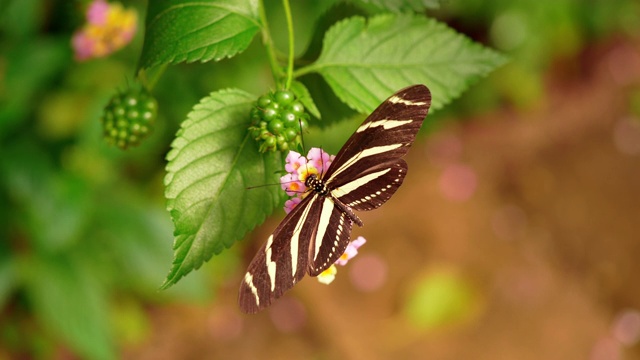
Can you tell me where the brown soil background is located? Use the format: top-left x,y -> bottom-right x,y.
124,38 -> 640,360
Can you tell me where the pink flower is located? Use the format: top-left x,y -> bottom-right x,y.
71,0 -> 137,61
280,173 -> 305,196
280,147 -> 333,210
284,197 -> 301,214
306,148 -> 333,174
284,151 -> 307,174
335,236 -> 367,266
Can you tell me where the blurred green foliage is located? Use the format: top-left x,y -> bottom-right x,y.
0,0 -> 637,358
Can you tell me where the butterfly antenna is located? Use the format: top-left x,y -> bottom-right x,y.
319,146 -> 326,178
246,182 -> 283,190
298,118 -> 312,178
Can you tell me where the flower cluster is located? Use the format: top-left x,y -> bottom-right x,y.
280,148 -> 334,214
72,0 -> 137,61
279,148 -> 367,284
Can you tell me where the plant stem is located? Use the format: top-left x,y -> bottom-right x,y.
282,0 -> 294,89
258,0 -> 284,87
138,63 -> 168,91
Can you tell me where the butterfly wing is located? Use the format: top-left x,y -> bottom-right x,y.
331,159 -> 408,212
325,85 -> 431,210
238,193 -> 324,314
307,196 -> 354,276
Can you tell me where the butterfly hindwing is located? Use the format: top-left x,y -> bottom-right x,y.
308,197 -> 354,276
331,159 -> 408,212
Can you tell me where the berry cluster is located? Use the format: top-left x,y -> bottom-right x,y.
248,89 -> 309,153
101,88 -> 157,150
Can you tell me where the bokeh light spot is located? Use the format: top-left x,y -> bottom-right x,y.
590,337 -> 622,360
349,254 -> 388,292
208,308 -> 243,341
612,116 -> 640,155
439,163 -> 478,202
268,297 -> 306,333
612,308 -> 640,346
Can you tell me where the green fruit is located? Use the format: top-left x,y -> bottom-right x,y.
281,110 -> 297,127
268,120 -> 284,134
274,90 -> 294,105
101,87 -> 158,150
290,101 -> 305,116
257,95 -> 271,108
248,88 -> 309,153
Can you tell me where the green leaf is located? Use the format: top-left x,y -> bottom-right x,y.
290,80 -> 321,119
139,0 -> 261,69
163,88 -> 285,288
299,74 -> 357,128
0,256 -> 16,310
303,14 -> 507,113
22,255 -> 114,360
354,0 -> 443,12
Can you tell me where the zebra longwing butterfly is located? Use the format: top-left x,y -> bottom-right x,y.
239,84 -> 431,313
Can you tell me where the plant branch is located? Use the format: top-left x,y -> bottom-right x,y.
258,0 -> 284,86
282,0 -> 294,89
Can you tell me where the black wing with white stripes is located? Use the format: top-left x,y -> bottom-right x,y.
239,84 -> 431,313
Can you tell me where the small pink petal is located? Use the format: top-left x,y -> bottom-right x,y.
71,31 -> 95,61
87,0 -> 110,25
351,236 -> 366,249
335,236 -> 366,266
284,197 -> 301,214
285,151 -> 304,173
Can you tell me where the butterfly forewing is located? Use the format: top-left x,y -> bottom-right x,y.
238,193 -> 323,314
324,85 -> 431,183
239,84 -> 431,314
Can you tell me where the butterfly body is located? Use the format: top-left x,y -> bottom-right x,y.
239,84 -> 431,314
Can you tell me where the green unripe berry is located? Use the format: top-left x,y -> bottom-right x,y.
257,95 -> 271,108
284,128 -> 297,141
274,90 -> 295,105
299,118 -> 309,131
268,120 -> 284,134
263,107 -> 278,121
290,101 -> 305,116
264,135 -> 276,147
101,87 -> 158,150
248,88 -> 310,153
281,110 -> 297,127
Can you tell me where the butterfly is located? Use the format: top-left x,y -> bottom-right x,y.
239,84 -> 431,313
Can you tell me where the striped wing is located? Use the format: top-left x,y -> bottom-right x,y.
325,84 -> 431,211
308,197 -> 354,276
238,194 -> 355,313
331,159 -> 408,211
